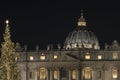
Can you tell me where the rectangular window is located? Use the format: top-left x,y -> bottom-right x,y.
98,71 -> 101,78
85,55 -> 90,59
30,72 -> 32,79
54,55 -> 58,59
98,55 -> 102,60
40,53 -> 46,60
30,56 -> 34,60
61,69 -> 67,78
40,55 -> 45,60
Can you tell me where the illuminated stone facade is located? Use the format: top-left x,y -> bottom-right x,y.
16,12 -> 120,80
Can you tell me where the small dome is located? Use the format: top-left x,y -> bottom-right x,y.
64,11 -> 100,50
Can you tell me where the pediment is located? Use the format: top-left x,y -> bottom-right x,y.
65,52 -> 80,60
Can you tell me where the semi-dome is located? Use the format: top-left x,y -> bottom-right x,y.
64,11 -> 100,50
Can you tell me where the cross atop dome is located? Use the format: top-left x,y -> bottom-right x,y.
77,10 -> 86,27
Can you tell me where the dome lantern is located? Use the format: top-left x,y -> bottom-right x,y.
77,10 -> 86,27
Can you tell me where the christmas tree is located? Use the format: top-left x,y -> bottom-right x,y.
0,20 -> 21,80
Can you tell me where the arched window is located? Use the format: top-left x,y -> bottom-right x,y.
54,70 -> 58,80
39,68 -> 47,80
112,68 -> 118,79
72,69 -> 76,80
82,67 -> 92,79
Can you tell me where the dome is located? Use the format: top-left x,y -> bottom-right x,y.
64,11 -> 100,50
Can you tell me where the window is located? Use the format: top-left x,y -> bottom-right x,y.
30,56 -> 34,60
30,72 -> 32,79
61,69 -> 67,77
40,53 -> 45,60
78,22 -> 86,26
98,71 -> 101,78
54,70 -> 58,80
85,55 -> 90,59
112,68 -> 118,79
15,57 -> 18,60
112,53 -> 118,59
98,55 -> 102,60
72,69 -> 76,80
82,67 -> 92,79
40,55 -> 45,60
39,68 -> 47,79
54,55 -> 58,59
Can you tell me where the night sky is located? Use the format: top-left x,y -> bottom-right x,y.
0,1 -> 120,50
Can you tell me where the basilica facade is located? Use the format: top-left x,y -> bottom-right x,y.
16,12 -> 120,80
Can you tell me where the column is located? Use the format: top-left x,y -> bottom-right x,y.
26,65 -> 29,80
50,69 -> 53,80
76,68 -> 80,80
101,68 -> 105,80
105,68 -> 111,80
58,69 -> 61,80
34,70 -> 38,80
46,69 -> 50,80
80,68 -> 83,80
69,69 -> 72,80
92,69 -> 97,80
21,69 -> 26,80
118,67 -> 120,80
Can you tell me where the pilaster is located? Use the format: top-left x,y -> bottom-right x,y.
69,69 -> 72,80
50,69 -> 53,80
